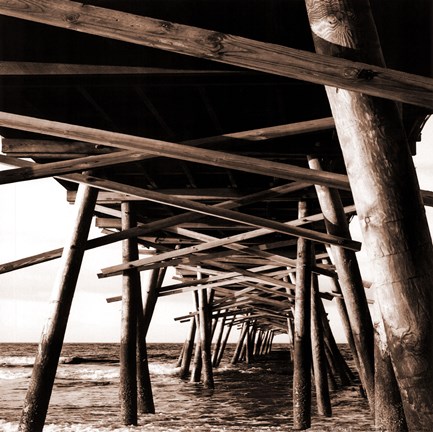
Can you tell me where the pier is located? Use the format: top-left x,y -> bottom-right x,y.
0,0 -> 432,430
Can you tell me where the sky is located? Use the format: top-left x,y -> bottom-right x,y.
0,117 -> 432,344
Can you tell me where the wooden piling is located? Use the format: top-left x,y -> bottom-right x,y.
212,314 -> 226,367
120,202 -> 138,425
306,1 -> 433,427
293,201 -> 312,431
198,286 -> 214,388
215,314 -> 235,367
19,183 -> 98,432
374,314 -> 407,432
136,266 -> 160,414
311,273 -> 332,417
322,256 -> 361,377
308,156 -> 374,407
179,317 -> 197,379
231,322 -> 248,364
190,323 -> 202,382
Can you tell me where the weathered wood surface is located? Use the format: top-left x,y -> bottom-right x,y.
310,273 -> 332,417
308,156 -> 375,408
374,313 -> 407,432
0,0 -> 432,108
305,0 -> 433,428
3,116 -> 335,159
0,61 -> 240,76
0,112 -> 350,190
19,183 -> 98,432
292,201 -> 312,430
119,202 -> 138,425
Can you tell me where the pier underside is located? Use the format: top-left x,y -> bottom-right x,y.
0,0 -> 432,430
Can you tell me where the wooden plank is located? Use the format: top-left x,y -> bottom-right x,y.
0,0 -> 431,108
0,61 -> 240,76
1,139 -> 112,157
0,112 -> 351,190
0,151 -> 152,185
3,116 -> 335,160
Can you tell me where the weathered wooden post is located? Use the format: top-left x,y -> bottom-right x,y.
311,273 -> 332,417
19,183 -> 98,432
374,309 -> 407,431
179,317 -> 197,379
135,254 -> 156,412
305,1 -> 433,427
190,317 -> 202,383
231,322 -> 248,364
215,314 -> 236,367
321,256 -> 361,375
293,200 -> 312,430
308,156 -> 374,406
190,291 -> 202,383
120,202 -> 138,425
212,314 -> 226,366
198,285 -> 214,388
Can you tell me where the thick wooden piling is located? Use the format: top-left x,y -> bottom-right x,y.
322,256 -> 361,376
19,183 -> 98,432
136,274 -> 156,411
374,314 -> 407,432
198,286 -> 214,388
179,317 -> 197,379
190,316 -> 203,383
308,156 -> 374,407
311,274 -> 332,417
306,1 -> 433,427
293,201 -> 312,431
120,202 -> 138,425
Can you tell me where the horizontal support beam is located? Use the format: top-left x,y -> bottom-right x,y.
0,61 -> 242,76
3,117 -> 335,158
0,112 -> 350,190
0,151 -> 151,185
0,0 -> 431,108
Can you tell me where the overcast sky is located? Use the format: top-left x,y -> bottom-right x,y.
0,117 -> 432,344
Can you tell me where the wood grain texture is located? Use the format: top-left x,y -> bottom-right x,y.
0,0 -> 431,108
0,111 -> 350,190
305,0 -> 433,428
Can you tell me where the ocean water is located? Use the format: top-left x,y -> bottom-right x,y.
0,343 -> 373,431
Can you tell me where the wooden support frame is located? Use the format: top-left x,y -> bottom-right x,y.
0,0 -> 432,108
0,112 -> 350,190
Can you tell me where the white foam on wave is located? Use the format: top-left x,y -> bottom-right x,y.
0,420 -> 140,432
0,369 -> 31,380
56,367 -> 119,381
149,363 -> 179,376
0,356 -> 35,366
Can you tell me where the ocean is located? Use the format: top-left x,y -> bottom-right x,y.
0,343 -> 373,431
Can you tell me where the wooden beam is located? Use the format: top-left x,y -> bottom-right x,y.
0,156 -> 360,251
3,116 -> 335,160
0,61 -> 241,76
0,0 -> 431,108
0,112 -> 351,190
63,176 -> 361,252
0,151 -> 152,185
